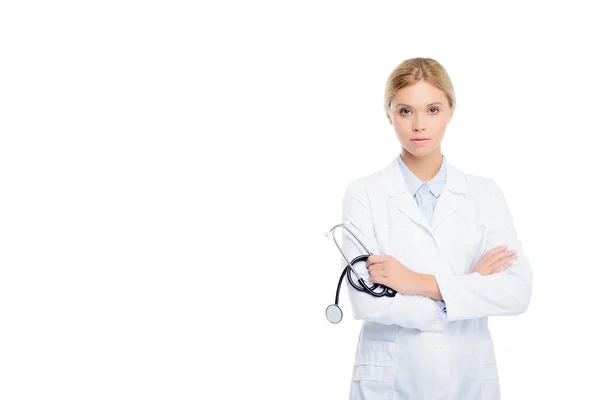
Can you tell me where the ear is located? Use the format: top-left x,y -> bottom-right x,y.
448,107 -> 454,123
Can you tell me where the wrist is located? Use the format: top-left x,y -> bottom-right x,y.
414,273 -> 443,301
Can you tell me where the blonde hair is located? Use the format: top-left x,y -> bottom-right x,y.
383,57 -> 456,117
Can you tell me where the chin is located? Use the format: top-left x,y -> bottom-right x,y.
404,145 -> 438,157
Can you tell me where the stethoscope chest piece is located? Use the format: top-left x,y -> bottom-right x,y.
325,304 -> 343,324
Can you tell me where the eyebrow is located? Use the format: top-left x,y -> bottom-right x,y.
394,102 -> 443,108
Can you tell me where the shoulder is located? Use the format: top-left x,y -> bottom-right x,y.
343,160 -> 393,199
461,168 -> 504,206
465,172 -> 498,193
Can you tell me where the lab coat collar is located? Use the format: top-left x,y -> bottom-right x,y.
385,153 -> 468,197
383,153 -> 468,233
397,153 -> 447,198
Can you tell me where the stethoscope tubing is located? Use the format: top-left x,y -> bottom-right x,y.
327,223 -> 397,302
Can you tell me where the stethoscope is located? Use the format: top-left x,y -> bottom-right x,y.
324,222 -> 397,324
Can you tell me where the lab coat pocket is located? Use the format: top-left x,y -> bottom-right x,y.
350,340 -> 395,400
350,365 -> 395,400
361,322 -> 396,342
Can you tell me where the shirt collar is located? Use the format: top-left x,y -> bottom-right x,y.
396,154 -> 447,198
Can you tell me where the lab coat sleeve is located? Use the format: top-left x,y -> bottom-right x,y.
340,179 -> 447,331
434,180 -> 533,322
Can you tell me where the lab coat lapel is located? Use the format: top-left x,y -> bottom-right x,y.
431,158 -> 469,232
384,158 -> 433,233
384,155 -> 469,235
395,192 -> 431,234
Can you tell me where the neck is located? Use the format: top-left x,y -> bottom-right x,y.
400,149 -> 443,182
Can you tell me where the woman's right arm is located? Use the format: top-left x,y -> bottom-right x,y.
340,179 -> 447,332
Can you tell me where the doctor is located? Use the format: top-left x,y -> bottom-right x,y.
342,57 -> 532,400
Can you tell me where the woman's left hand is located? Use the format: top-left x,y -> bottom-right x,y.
366,255 -> 422,295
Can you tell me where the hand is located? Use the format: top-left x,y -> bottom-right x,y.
366,255 -> 421,295
473,246 -> 518,276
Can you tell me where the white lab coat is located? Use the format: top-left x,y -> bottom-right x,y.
341,155 -> 532,400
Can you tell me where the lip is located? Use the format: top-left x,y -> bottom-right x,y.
410,138 -> 430,146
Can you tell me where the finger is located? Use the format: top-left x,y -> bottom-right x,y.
499,252 -> 518,263
488,250 -> 516,266
489,262 -> 514,274
367,263 -> 387,272
482,246 -> 509,262
487,257 -> 511,271
368,265 -> 387,274
485,246 -> 508,255
369,275 -> 388,284
489,256 -> 516,272
367,255 -> 387,266
368,269 -> 387,278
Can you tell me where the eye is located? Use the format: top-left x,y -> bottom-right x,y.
399,107 -> 440,116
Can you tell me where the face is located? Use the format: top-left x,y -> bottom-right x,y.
386,79 -> 454,159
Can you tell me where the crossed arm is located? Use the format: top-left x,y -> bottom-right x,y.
340,179 -> 533,331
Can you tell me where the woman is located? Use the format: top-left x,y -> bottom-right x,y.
341,57 -> 533,399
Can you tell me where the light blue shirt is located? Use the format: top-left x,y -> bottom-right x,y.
396,154 -> 447,313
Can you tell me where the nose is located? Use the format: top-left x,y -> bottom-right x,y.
412,116 -> 426,132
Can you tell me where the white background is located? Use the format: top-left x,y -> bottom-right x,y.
1,1 -> 598,399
